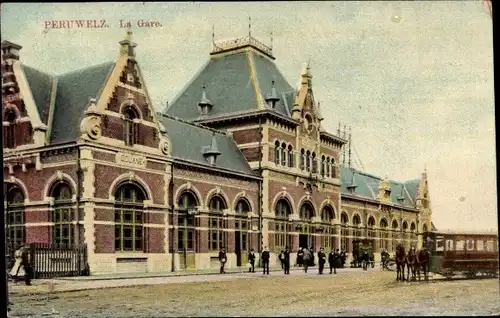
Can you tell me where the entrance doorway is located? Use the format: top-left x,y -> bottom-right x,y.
299,234 -> 309,249
235,231 -> 242,266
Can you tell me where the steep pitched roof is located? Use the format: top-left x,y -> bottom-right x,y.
21,65 -> 53,125
50,61 -> 115,143
165,50 -> 295,121
340,165 -> 417,209
157,114 -> 257,177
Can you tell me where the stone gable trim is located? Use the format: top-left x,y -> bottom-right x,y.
173,160 -> 261,182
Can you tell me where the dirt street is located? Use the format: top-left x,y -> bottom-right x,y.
8,270 -> 500,317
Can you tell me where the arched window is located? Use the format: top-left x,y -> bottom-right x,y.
123,106 -> 139,146
321,206 -> 334,224
352,214 -> 362,239
321,155 -> 326,177
235,199 -> 251,215
326,158 -> 331,177
208,195 -> 226,251
402,221 -> 408,231
330,158 -> 336,178
367,216 -> 376,238
300,149 -> 305,170
287,145 -> 294,168
410,222 -> 416,232
379,218 -> 389,251
422,224 -> 429,233
402,221 -> 409,249
177,191 -> 198,252
6,186 -> 25,250
274,199 -> 292,252
305,150 -> 311,172
52,183 -> 74,247
392,220 -> 399,249
114,184 -> 145,252
299,202 -> 314,221
311,152 -> 317,173
274,141 -> 281,165
4,108 -> 17,149
281,142 -> 287,166
340,212 -> 349,252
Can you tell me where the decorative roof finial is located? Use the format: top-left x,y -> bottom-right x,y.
198,84 -> 213,115
317,101 -> 323,121
119,27 -> 136,57
270,30 -> 273,52
249,16 -> 252,37
202,132 -> 221,165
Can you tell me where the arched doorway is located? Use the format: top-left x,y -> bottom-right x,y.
298,202 -> 314,249
319,206 -> 335,251
234,198 -> 251,266
177,191 -> 199,270
274,199 -> 292,252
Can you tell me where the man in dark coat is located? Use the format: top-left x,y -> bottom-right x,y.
283,246 -> 291,275
317,247 -> 326,275
21,245 -> 32,286
261,246 -> 270,275
296,247 -> 304,267
340,249 -> 346,268
309,246 -> 315,266
248,248 -> 256,273
278,250 -> 285,269
219,247 -> 227,274
328,249 -> 336,274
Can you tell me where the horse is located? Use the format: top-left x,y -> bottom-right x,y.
395,244 -> 407,281
406,247 -> 417,281
415,247 -> 431,281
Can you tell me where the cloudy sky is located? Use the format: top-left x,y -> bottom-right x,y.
1,1 -> 496,232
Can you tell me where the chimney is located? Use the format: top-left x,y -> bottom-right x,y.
1,41 -> 22,61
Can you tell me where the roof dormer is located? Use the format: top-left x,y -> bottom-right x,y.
198,85 -> 213,116
265,80 -> 280,109
202,132 -> 221,165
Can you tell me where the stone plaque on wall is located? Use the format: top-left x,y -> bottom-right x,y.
116,152 -> 147,168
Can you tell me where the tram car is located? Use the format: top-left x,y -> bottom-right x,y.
350,239 -> 375,268
423,230 -> 499,279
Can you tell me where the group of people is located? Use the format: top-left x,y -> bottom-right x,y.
218,246 -> 349,275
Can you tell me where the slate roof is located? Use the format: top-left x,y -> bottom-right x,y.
50,61 -> 115,143
157,114 -> 257,176
165,50 -> 296,120
21,65 -> 53,125
340,165 -> 419,209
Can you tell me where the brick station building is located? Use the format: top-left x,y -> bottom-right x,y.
2,31 -> 433,274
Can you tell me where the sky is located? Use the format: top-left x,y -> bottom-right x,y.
1,1 -> 496,232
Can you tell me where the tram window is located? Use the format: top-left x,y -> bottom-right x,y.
476,240 -> 484,251
446,239 -> 454,251
455,240 -> 465,251
485,240 -> 494,251
466,240 -> 474,250
435,237 -> 444,251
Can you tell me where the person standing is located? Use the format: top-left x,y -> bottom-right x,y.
296,247 -> 304,267
261,246 -> 270,275
333,249 -> 341,274
21,245 -> 32,286
248,248 -> 256,273
283,246 -> 291,275
340,249 -> 346,268
302,247 -> 312,273
219,247 -> 227,274
310,246 -> 315,266
317,247 -> 326,275
279,250 -> 285,269
328,249 -> 335,274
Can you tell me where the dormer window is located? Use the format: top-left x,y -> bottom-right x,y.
265,81 -> 280,109
202,133 -> 221,165
3,108 -> 17,149
123,106 -> 139,146
198,85 -> 213,116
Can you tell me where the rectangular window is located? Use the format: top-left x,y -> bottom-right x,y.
115,209 -> 143,252
208,216 -> 223,251
288,151 -> 294,168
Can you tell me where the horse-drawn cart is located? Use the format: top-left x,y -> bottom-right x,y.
425,230 -> 499,280
351,239 -> 375,269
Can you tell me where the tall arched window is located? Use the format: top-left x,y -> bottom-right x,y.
123,106 -> 139,146
379,218 -> 389,251
4,108 -> 17,149
326,158 -> 331,177
281,142 -> 287,166
305,150 -> 311,172
320,206 -> 335,251
422,224 -> 429,233
208,195 -> 226,251
410,222 -> 417,247
52,183 -> 74,247
311,152 -> 317,173
274,141 -> 281,165
235,199 -> 251,256
352,214 -> 362,239
114,183 -> 145,252
178,191 -> 198,251
330,158 -> 336,178
287,145 -> 294,168
340,212 -> 349,252
274,199 -> 292,252
6,186 -> 25,250
391,220 -> 399,249
402,221 -> 409,250
300,149 -> 306,170
367,216 -> 376,239
321,155 -> 326,177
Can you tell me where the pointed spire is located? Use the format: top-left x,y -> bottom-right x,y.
202,132 -> 221,165
397,184 -> 405,204
119,27 -> 136,57
316,101 -> 323,121
210,132 -> 219,153
265,80 -> 280,109
347,171 -> 358,193
301,59 -> 312,86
